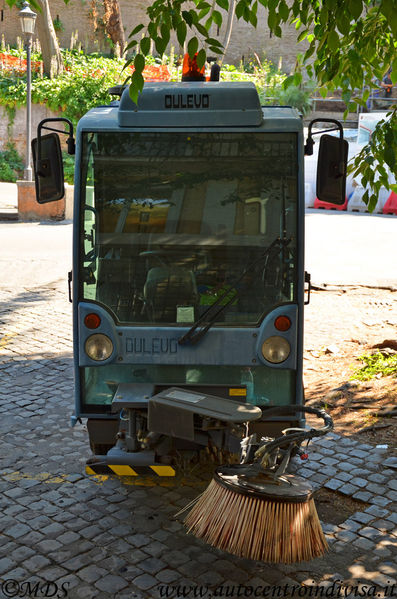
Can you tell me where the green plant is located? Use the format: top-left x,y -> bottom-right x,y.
269,81 -> 315,116
353,351 -> 397,381
53,16 -> 65,33
62,152 -> 75,185
0,142 -> 23,182
0,50 -> 127,127
0,49 -> 288,129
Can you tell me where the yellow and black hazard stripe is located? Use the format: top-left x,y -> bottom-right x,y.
85,464 -> 176,477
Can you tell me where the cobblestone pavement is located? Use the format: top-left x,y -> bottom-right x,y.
0,286 -> 396,599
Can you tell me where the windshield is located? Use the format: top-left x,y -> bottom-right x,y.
80,131 -> 298,326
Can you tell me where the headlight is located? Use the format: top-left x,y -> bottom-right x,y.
262,336 -> 290,364
85,334 -> 113,361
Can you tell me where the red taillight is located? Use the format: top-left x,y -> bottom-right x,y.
274,315 -> 291,332
182,53 -> 205,82
84,313 -> 101,329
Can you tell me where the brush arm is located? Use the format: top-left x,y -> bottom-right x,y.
254,405 -> 333,463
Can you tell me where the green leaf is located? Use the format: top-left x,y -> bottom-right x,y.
283,75 -> 295,89
268,10 -> 280,30
336,12 -> 350,35
187,37 -> 199,57
196,48 -> 207,69
279,1 -> 289,22
129,24 -> 145,38
304,45 -> 315,61
155,37 -> 167,55
341,90 -> 351,104
235,1 -> 245,18
368,194 -> 378,213
161,24 -> 170,45
206,38 -> 224,47
182,11 -> 193,26
195,22 -> 210,36
327,30 -> 340,51
212,10 -> 223,26
384,145 -> 396,170
348,0 -> 362,20
177,21 -> 187,46
129,71 -> 144,105
140,37 -> 151,56
148,22 -> 157,38
380,0 -> 394,20
209,46 -> 224,54
199,6 -> 211,19
297,29 -> 308,42
294,72 -> 302,86
249,10 -> 258,27
125,39 -> 138,51
196,0 -> 211,8
216,0 -> 229,9
134,54 -> 145,73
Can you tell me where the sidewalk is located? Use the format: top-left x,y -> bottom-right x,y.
0,181 -> 18,221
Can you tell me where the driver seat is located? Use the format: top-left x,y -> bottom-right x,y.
143,266 -> 199,322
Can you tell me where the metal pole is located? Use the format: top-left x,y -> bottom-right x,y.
24,33 -> 32,181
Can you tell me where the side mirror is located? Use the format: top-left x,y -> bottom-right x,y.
316,134 -> 348,205
32,133 -> 64,204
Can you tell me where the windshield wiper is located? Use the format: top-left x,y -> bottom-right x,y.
178,237 -> 291,346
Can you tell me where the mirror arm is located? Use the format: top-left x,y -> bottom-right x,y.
37,118 -> 75,177
304,118 -> 344,156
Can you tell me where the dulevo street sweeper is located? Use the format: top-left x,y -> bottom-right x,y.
32,55 -> 348,563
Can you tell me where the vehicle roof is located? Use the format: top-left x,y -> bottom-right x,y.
77,81 -> 303,133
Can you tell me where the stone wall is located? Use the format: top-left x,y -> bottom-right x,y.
0,103 -> 59,158
0,1 -> 304,73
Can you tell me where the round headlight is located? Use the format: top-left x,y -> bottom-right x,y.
262,336 -> 290,364
85,334 -> 113,361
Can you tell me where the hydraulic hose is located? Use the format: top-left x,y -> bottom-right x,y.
254,405 -> 333,461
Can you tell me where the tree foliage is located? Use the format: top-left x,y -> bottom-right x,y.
123,0 -> 397,205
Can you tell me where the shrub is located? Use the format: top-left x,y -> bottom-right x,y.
270,81 -> 316,116
0,142 -> 23,182
62,152 -> 75,185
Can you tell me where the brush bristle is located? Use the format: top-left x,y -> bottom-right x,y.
184,478 -> 328,563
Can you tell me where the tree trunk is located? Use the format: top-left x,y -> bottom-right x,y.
220,0 -> 236,64
36,0 -> 63,77
103,0 -> 125,55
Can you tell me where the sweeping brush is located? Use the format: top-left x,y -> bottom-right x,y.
184,466 -> 327,563
182,406 -> 333,564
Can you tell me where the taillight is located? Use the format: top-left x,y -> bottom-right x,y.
274,315 -> 291,332
84,313 -> 101,329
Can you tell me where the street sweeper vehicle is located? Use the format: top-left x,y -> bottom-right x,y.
32,57 -> 348,563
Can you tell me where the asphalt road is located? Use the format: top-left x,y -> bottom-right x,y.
0,210 -> 395,290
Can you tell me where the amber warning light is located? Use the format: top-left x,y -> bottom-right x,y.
182,53 -> 205,82
181,53 -> 220,82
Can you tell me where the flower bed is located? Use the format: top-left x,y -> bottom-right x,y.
0,52 -> 42,74
0,52 -> 170,81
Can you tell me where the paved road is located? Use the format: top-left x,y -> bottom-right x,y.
1,209 -> 396,291
305,210 -> 397,287
0,213 -> 396,598
0,282 -> 396,597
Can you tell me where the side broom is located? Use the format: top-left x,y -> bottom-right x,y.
181,406 -> 333,564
